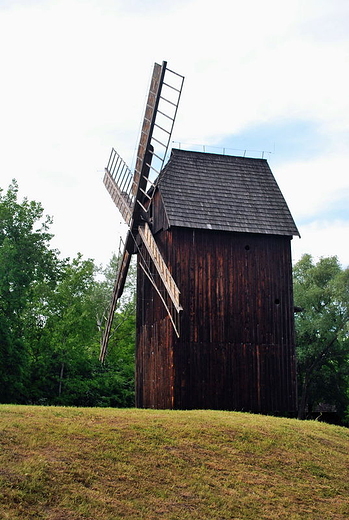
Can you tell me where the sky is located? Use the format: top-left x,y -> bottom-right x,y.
1,0 -> 348,268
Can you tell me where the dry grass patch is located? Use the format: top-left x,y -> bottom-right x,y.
0,406 -> 348,519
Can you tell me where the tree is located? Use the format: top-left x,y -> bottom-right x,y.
293,254 -> 349,422
24,253 -> 137,407
0,180 -> 137,407
0,180 -> 60,403
26,254 -> 100,404
94,255 -> 137,407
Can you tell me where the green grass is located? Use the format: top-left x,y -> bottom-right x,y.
0,406 -> 348,519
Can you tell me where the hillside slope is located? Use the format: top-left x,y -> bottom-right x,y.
0,406 -> 348,519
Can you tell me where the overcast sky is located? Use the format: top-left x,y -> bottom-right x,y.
1,0 -> 348,268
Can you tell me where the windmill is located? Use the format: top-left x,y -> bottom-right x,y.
100,61 -> 184,363
100,61 -> 300,413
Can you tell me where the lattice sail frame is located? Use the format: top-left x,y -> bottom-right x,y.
103,63 -> 184,225
100,62 -> 184,362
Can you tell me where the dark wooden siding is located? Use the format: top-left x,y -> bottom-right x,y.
136,225 -> 297,413
151,190 -> 170,234
136,257 -> 174,408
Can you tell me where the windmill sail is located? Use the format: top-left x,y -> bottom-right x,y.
103,150 -> 133,226
100,61 -> 184,362
131,62 -> 164,196
99,242 -> 131,362
138,223 -> 181,313
138,222 -> 182,337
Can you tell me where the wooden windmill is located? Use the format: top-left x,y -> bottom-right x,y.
101,61 -> 300,414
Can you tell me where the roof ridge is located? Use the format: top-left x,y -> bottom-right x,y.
171,148 -> 268,162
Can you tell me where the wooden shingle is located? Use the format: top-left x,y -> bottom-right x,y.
158,149 -> 300,237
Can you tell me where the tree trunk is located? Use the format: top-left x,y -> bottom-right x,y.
58,362 -> 64,397
297,377 -> 310,419
297,334 -> 339,419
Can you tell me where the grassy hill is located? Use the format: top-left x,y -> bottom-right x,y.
0,406 -> 348,520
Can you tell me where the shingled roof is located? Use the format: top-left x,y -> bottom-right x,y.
157,149 -> 300,237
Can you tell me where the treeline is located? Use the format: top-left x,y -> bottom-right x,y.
0,181 -> 135,407
293,254 -> 349,423
1,182 -> 349,423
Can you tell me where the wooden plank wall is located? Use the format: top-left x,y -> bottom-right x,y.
136,261 -> 174,408
136,225 -> 297,413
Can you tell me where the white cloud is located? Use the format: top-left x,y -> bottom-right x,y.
0,0 -> 349,267
274,152 -> 349,220
292,219 -> 349,268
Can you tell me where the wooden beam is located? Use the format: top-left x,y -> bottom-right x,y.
138,222 -> 182,313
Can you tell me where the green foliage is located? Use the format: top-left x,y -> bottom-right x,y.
97,255 -> 136,407
0,181 -> 136,407
25,253 -> 137,408
293,254 -> 349,422
0,180 -> 60,402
